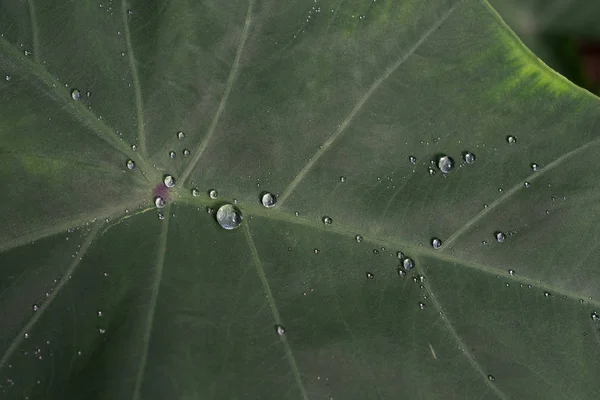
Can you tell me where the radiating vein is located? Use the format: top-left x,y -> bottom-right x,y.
0,223 -> 102,370
132,208 -> 170,400
242,223 -> 309,400
122,0 -> 147,158
418,265 -> 508,400
180,0 -> 254,184
27,0 -> 40,63
0,197 -> 146,254
277,1 -> 463,205
443,135 -> 600,249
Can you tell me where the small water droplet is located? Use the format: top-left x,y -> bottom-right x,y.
275,324 -> 285,335
32,304 -> 39,312
97,311 -> 103,317
163,175 -> 175,188
24,333 -> 29,339
322,216 -> 332,225
437,155 -> 454,173
428,166 -> 436,175
206,207 -> 215,214
396,251 -> 404,259
169,150 -> 176,159
98,328 -> 106,334
295,211 -> 300,217
192,188 -> 200,196
418,301 -> 426,310
508,269 -> 515,276
71,88 -> 81,101
157,212 -> 164,220
372,249 -> 380,255
397,269 -> 407,277
591,311 -> 600,321
355,235 -> 363,243
177,131 -> 185,140
487,374 -> 495,381
544,291 -> 551,298
366,272 -> 374,279
183,149 -> 190,156
531,163 -> 540,172
5,75 -> 11,81
155,197 -> 166,208
524,181 -> 531,188
261,192 -> 277,208
506,135 -> 516,144
462,151 -> 476,164
216,204 -> 243,230
126,159 -> 135,170
431,237 -> 442,249
495,231 -> 506,243
314,248 -> 320,254
208,189 -> 218,199
403,257 -> 415,270
409,155 -> 417,165
131,144 -> 137,151
340,176 -> 346,182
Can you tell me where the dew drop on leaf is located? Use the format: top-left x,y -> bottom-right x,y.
169,150 -> 176,159
531,163 -> 540,172
314,248 -> 320,254
495,231 -> 506,243
126,159 -> 135,170
261,192 -> 277,208
508,269 -> 515,276
155,197 -> 166,208
396,251 -> 404,259
192,188 -> 200,197
183,149 -> 190,156
428,166 -> 436,175
177,131 -> 185,140
366,272 -> 374,279
209,189 -> 218,199
591,311 -> 600,321
355,234 -> 363,243
71,88 -> 81,101
372,249 -> 380,255
294,211 -> 300,217
157,212 -> 165,220
32,304 -> 39,312
340,176 -> 346,182
98,328 -> 106,334
409,155 -> 417,165
418,301 -> 426,310
163,175 -> 175,188
131,144 -> 137,151
403,257 -> 415,270
275,324 -> 285,336
488,374 -> 496,381
5,75 -> 11,81
397,269 -> 406,277
437,155 -> 454,173
524,181 -> 531,188
544,291 -> 551,298
462,151 -> 476,164
431,237 -> 442,249
216,204 -> 243,230
322,216 -> 332,225
24,333 -> 29,339
506,135 -> 516,144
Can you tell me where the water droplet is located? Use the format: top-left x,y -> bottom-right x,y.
98,328 -> 106,334
340,176 -> 346,182
495,231 -> 506,243
524,181 -> 531,188
314,248 -> 320,254
183,149 -> 190,156
591,311 -> 600,321
508,269 -> 515,276
24,333 -> 29,339
396,251 -> 404,259
531,163 -> 540,172
322,216 -> 332,225
32,304 -> 39,312
437,155 -> 454,173
169,150 -> 176,159
157,212 -> 165,220
275,324 -> 286,335
355,235 -> 363,243
155,197 -> 166,208
71,88 -> 81,101
397,269 -> 407,277
431,237 -> 442,249
506,135 -> 516,144
206,207 -> 215,214
209,189 -> 218,199
409,155 -> 417,165
131,144 -> 137,151
428,166 -> 436,175
177,131 -> 185,140
97,310 -> 103,317
544,291 -> 551,298
294,211 -> 300,217
192,188 -> 200,196
372,249 -> 380,255
418,302 -> 426,310
126,159 -> 135,170
261,192 -> 277,208
462,151 -> 476,164
366,272 -> 374,279
163,175 -> 175,188
403,257 -> 415,270
487,374 -> 495,381
5,75 -> 11,81
216,204 -> 243,230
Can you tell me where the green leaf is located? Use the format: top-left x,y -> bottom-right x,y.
1,0 -> 600,398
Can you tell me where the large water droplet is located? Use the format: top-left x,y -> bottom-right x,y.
403,257 -> 415,270
462,151 -> 476,164
437,155 -> 454,173
355,234 -> 363,243
177,131 -> 185,140
209,189 -> 218,199
261,192 -> 277,208
275,324 -> 285,336
506,136 -> 516,144
126,159 -> 135,170
216,204 -> 243,230
163,175 -> 175,188
71,88 -> 81,101
192,188 -> 200,196
322,216 -> 332,225
431,237 -> 442,249
495,231 -> 506,243
155,197 -> 166,208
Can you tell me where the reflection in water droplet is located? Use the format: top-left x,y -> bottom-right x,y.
591,311 -> 600,321
437,155 -> 454,173
126,159 -> 135,170
531,163 -> 540,172
524,181 -> 531,188
418,302 -> 426,310
209,189 -> 218,199
366,272 -> 374,279
169,151 -> 176,159
403,257 -> 415,270
163,175 -> 175,188
355,235 -> 363,243
431,237 -> 442,249
508,269 -> 515,276
340,176 -> 346,182
275,324 -> 285,335
155,197 -> 166,208
216,204 -> 243,230
177,131 -> 185,140
506,135 -> 516,144
322,216 -> 332,225
462,151 -> 476,164
71,88 -> 81,101
261,192 -> 277,208
488,374 -> 495,381
192,188 -> 200,196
